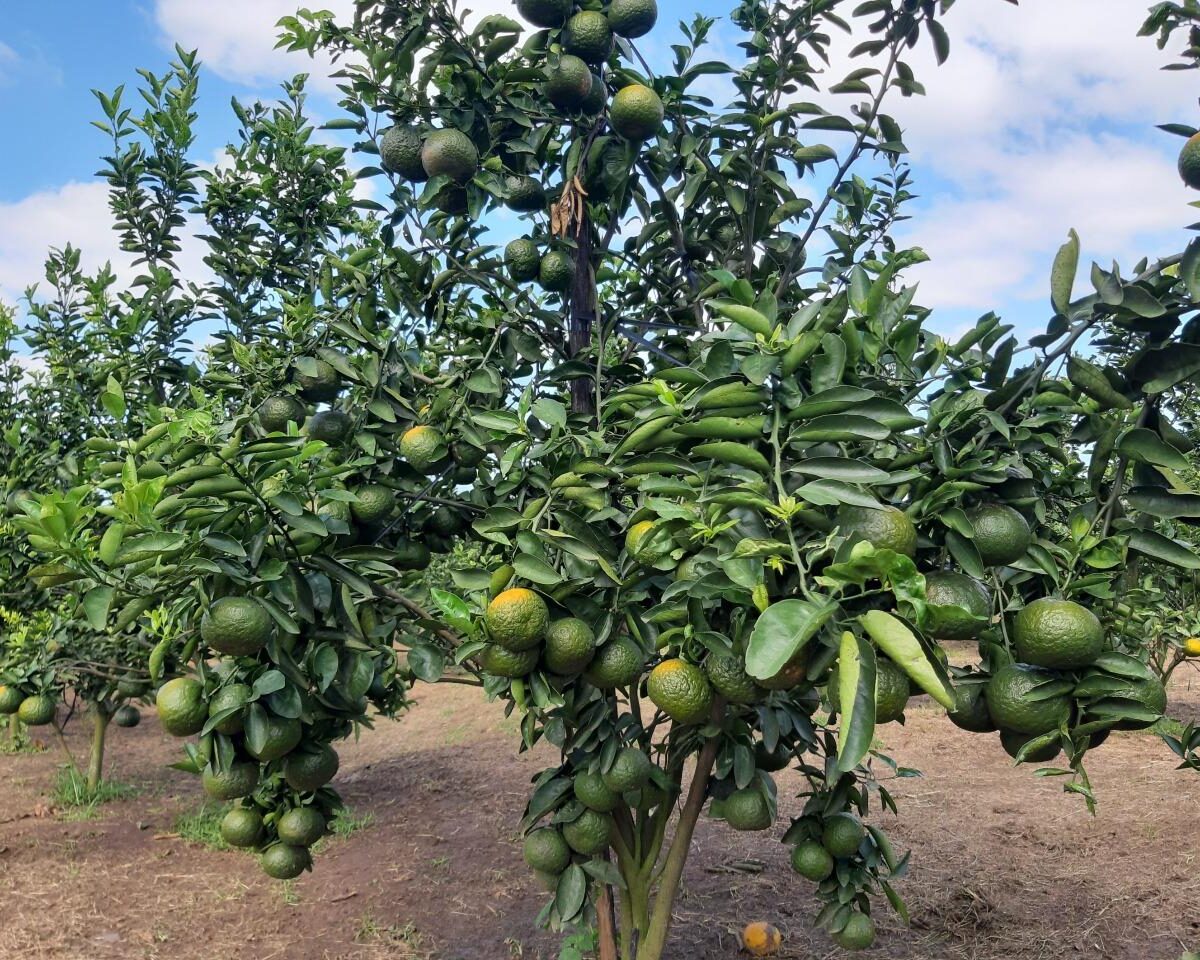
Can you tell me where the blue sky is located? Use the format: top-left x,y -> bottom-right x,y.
0,0 -> 1196,342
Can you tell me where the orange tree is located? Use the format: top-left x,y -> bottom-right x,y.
0,306 -> 64,750
28,0 -> 1200,954
2,54 -> 213,791
19,63 -> 512,874
267,0 -> 1200,954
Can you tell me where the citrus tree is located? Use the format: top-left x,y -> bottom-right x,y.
21,62 -> 516,876
265,0 -> 1200,954
0,305 -> 64,749
4,52 -> 212,791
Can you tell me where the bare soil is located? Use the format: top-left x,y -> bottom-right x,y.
2,664 -> 1199,960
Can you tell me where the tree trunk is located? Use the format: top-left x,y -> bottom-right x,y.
7,714 -> 19,746
596,882 -> 619,960
568,205 -> 597,417
87,703 -> 112,794
634,732 -> 722,960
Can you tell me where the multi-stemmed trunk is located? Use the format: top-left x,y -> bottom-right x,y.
597,728 -> 722,960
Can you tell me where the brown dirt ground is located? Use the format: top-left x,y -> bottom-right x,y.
2,661 -> 1199,960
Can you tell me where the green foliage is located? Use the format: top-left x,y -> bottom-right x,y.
5,1 -> 1200,959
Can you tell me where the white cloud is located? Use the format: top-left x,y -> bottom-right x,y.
153,0 -> 355,93
0,40 -> 18,77
0,182 -> 127,305
0,180 -> 211,310
883,0 -> 1197,313
153,0 -> 516,94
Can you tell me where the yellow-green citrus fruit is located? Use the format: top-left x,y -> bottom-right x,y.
504,174 -> 546,212
821,813 -> 866,858
220,806 -> 264,848
832,912 -> 876,951
505,238 -> 540,282
758,648 -> 810,690
647,658 -> 714,724
430,183 -> 467,214
480,643 -> 539,678
966,503 -> 1032,567
524,826 -> 571,873
201,761 -> 259,800
308,409 -> 353,444
516,0 -> 570,28
350,484 -> 394,525
754,740 -> 792,772
924,570 -> 991,641
674,554 -> 706,582
1179,132 -> 1200,189
260,843 -> 311,880
544,618 -> 597,675
113,705 -> 141,728
0,684 -> 23,714
394,539 -> 433,570
741,921 -> 782,957
258,395 -> 307,433
723,787 -> 772,831
948,682 -> 996,733
208,683 -> 252,735
116,674 -> 149,698
563,10 -> 613,63
544,55 -> 594,110
451,441 -> 485,468
836,504 -> 917,557
379,124 -> 427,182
201,596 -> 275,657
283,744 -> 340,792
791,840 -> 834,881
625,519 -> 671,564
985,663 -> 1070,735
999,729 -> 1061,763
538,249 -> 576,292
602,746 -> 652,793
609,0 -> 657,37
426,507 -> 464,537
155,678 -> 207,736
246,714 -> 303,762
295,356 -> 342,402
574,770 -> 619,812
584,637 -> 646,689
420,128 -> 478,183
1012,598 -> 1104,669
581,72 -> 607,114
609,84 -> 665,141
17,694 -> 55,726
562,808 -> 613,855
704,653 -> 763,705
1184,637 -> 1200,657
277,807 -> 327,847
400,425 -> 446,472
485,588 -> 549,652
828,658 -> 909,723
